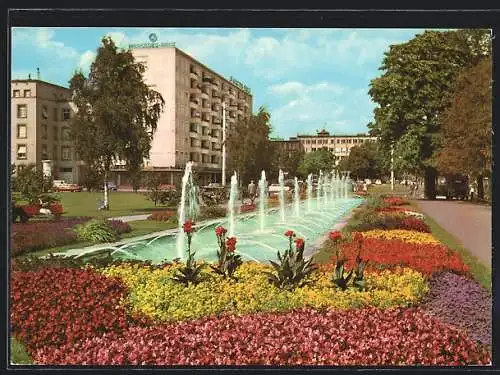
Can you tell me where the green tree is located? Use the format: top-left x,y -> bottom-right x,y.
12,164 -> 52,204
227,106 -> 276,185
340,141 -> 383,180
79,163 -> 104,192
436,57 -> 492,199
276,148 -> 304,178
368,29 -> 491,199
297,148 -> 335,177
69,37 -> 165,209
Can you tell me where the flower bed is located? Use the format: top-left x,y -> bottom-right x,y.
240,203 -> 256,213
325,237 -> 469,277
99,263 -> 428,322
10,268 -> 134,354
33,307 -> 490,366
11,218 -> 131,256
419,272 -> 491,347
361,229 -> 440,244
383,197 -> 407,206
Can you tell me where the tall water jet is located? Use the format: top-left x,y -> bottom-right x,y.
323,172 -> 329,205
176,161 -> 195,259
307,173 -> 313,212
344,174 -> 349,199
279,169 -> 286,223
228,172 -> 238,236
258,170 -> 267,231
317,170 -> 323,209
294,177 -> 300,217
330,171 -> 335,201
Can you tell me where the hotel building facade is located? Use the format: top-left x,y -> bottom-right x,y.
10,79 -> 80,183
111,44 -> 253,187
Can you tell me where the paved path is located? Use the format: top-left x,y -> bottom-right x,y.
108,214 -> 151,222
416,199 -> 491,268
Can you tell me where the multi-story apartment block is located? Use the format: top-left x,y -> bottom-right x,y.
111,43 -> 253,187
11,79 -> 79,183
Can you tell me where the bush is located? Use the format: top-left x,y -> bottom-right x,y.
73,219 -> 118,244
199,205 -> 226,220
108,220 -> 132,235
148,210 -> 177,222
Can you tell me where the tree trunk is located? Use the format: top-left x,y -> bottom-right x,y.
104,169 -> 109,210
424,167 -> 437,200
477,175 -> 484,200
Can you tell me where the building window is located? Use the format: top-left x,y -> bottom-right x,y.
62,108 -> 71,121
330,139 -> 335,144
53,145 -> 58,160
17,124 -> 27,139
61,127 -> 71,141
211,155 -> 218,164
42,105 -> 48,119
24,89 -> 31,97
53,107 -> 58,122
190,123 -> 198,133
336,139 -> 340,144
17,104 -> 27,118
17,144 -> 27,160
61,146 -> 72,161
190,138 -> 198,147
41,124 -> 48,140
60,167 -> 73,173
41,144 -> 48,159
13,90 -> 21,97
202,127 -> 209,136
312,147 -> 316,151
201,140 -> 209,149
189,152 -> 198,162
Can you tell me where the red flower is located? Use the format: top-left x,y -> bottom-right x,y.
215,226 -> 227,237
284,230 -> 296,238
329,231 -> 342,242
353,232 -> 364,243
295,238 -> 305,250
226,237 -> 237,252
183,220 -> 195,234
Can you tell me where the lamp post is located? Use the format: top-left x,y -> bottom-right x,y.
222,101 -> 226,186
390,143 -> 394,191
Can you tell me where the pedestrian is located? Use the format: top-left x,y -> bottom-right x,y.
248,180 -> 256,205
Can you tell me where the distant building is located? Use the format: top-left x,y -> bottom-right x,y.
273,129 -> 378,166
11,79 -> 80,183
271,136 -> 303,158
110,44 -> 253,187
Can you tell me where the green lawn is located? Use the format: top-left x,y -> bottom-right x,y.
15,191 -> 176,218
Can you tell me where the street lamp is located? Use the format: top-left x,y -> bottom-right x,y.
222,101 -> 227,186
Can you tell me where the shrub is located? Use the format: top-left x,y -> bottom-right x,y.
240,203 -> 256,213
73,219 -> 118,244
33,307 -> 490,366
148,210 -> 176,222
108,220 -> 132,235
199,205 -> 226,220
10,267 -> 132,354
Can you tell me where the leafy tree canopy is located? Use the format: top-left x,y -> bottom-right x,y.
297,148 -> 335,177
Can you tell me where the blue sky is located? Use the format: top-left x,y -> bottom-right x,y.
12,27 -> 436,138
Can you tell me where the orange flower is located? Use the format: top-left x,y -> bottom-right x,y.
183,220 -> 195,234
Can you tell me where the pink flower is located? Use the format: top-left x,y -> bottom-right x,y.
284,230 -> 296,238
295,238 -> 305,250
215,226 -> 227,237
226,237 -> 237,252
329,231 -> 342,242
183,220 -> 195,234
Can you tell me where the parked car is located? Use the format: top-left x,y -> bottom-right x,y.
53,180 -> 82,192
101,181 -> 117,191
375,179 -> 382,185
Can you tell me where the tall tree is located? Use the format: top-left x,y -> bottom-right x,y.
275,147 -> 304,178
226,106 -> 276,185
368,29 -> 491,199
297,148 -> 335,177
339,141 -> 383,180
69,37 -> 164,209
436,57 -> 492,199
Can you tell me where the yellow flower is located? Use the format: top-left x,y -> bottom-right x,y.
362,229 -> 440,244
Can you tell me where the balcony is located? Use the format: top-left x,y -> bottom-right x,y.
212,103 -> 221,112
201,90 -> 210,100
229,89 -> 236,98
212,81 -> 220,91
229,110 -> 237,118
229,99 -> 237,107
190,84 -> 201,94
190,71 -> 199,80
191,110 -> 201,119
212,118 -> 222,125
189,98 -> 199,108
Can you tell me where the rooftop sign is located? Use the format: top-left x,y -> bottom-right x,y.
129,34 -> 175,49
229,76 -> 251,94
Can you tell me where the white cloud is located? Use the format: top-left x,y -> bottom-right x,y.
105,31 -> 130,49
78,50 -> 96,72
33,28 -> 78,59
269,81 -> 344,97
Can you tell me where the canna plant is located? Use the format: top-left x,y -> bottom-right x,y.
172,220 -> 205,286
210,226 -> 242,279
331,231 -> 367,291
352,232 -> 367,291
265,231 -> 316,290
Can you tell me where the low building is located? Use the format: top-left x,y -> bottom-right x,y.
11,79 -> 81,183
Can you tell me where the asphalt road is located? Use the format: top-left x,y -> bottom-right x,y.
416,199 -> 492,269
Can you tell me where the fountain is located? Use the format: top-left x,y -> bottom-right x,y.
228,172 -> 238,236
279,169 -> 286,223
258,170 -> 267,232
294,177 -> 300,217
323,172 -> 329,206
307,173 -> 313,212
64,167 -> 364,264
317,170 -> 323,209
